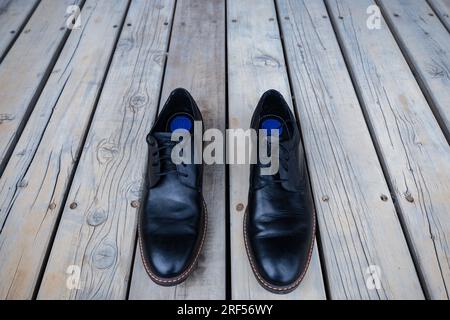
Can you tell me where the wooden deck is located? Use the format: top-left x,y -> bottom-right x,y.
0,0 -> 449,300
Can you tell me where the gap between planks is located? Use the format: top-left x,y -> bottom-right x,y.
0,0 -> 40,62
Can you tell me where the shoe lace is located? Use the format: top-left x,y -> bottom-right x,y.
257,137 -> 290,186
151,140 -> 188,178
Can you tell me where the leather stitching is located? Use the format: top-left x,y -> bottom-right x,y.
138,197 -> 208,284
243,205 -> 316,292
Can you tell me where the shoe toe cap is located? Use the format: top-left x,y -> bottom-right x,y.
251,236 -> 310,287
143,234 -> 196,279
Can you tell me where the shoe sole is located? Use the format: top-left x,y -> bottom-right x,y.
138,196 -> 208,286
243,206 -> 316,294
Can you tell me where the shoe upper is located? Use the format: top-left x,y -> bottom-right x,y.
246,90 -> 315,288
140,88 -> 204,280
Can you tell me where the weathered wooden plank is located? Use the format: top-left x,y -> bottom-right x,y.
0,0 -> 129,300
0,0 -> 82,174
228,0 -> 326,300
327,0 -> 450,300
129,0 -> 226,300
428,0 -> 450,32
0,0 -> 40,61
37,0 -> 174,300
277,0 -> 424,299
0,0 -> 108,230
377,0 -> 450,140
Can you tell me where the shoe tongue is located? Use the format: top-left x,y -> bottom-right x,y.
259,135 -> 291,185
151,132 -> 176,176
262,135 -> 290,156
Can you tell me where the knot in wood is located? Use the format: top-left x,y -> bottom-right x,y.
97,140 -> 119,164
87,209 -> 107,227
130,94 -> 147,110
93,244 -> 117,270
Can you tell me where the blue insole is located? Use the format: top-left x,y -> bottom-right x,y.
169,115 -> 193,132
261,118 -> 283,136
170,115 -> 283,136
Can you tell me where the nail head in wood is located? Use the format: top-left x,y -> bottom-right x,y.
236,203 -> 245,212
70,202 -> 78,210
322,195 -> 329,202
17,180 -> 28,188
380,194 -> 388,202
131,200 -> 140,208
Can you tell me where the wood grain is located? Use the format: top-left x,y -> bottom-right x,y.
227,0 -> 326,300
129,0 -> 226,300
37,0 -> 175,300
327,0 -> 450,300
0,0 -> 82,174
377,0 -> 450,140
0,0 -> 39,61
277,0 -> 424,299
428,0 -> 450,32
0,0 -> 129,300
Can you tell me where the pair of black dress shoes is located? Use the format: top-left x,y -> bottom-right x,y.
138,88 -> 315,294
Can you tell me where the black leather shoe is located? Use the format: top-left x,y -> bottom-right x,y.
139,88 -> 207,286
244,90 -> 316,294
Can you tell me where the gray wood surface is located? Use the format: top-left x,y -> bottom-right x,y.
0,0 -> 129,300
227,0 -> 326,300
38,0 -> 175,300
378,0 -> 450,140
428,0 -> 450,32
0,0 -> 447,300
0,0 -> 81,174
0,0 -> 40,61
277,0 -> 424,299
327,0 -> 450,300
129,0 -> 227,300
0,0 -> 122,229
